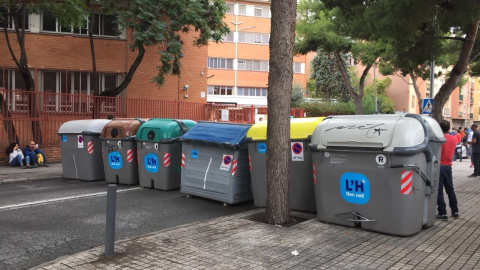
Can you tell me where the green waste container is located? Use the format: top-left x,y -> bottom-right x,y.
101,118 -> 146,185
58,119 -> 111,181
246,117 -> 324,212
136,119 -> 197,190
310,114 -> 445,236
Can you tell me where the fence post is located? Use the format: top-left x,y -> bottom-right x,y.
250,105 -> 255,124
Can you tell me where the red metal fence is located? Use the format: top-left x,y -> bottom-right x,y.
0,90 -> 303,151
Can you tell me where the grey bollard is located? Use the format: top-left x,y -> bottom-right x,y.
105,184 -> 117,257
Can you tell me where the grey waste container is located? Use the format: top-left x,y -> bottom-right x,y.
101,118 -> 145,185
136,119 -> 197,190
180,122 -> 252,205
58,119 -> 111,181
246,117 -> 324,212
310,114 -> 445,236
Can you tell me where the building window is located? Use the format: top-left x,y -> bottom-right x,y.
40,70 -> 121,95
238,4 -> 247,16
238,32 -> 269,45
237,59 -> 269,72
254,6 -> 270,18
443,108 -> 450,117
1,69 -> 26,90
237,87 -> 267,97
208,58 -> 234,69
236,4 -> 270,18
207,85 -> 233,96
293,63 -> 305,74
226,3 -> 235,14
221,31 -> 235,42
0,7 -> 30,30
41,11 -> 117,37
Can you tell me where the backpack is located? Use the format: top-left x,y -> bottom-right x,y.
36,153 -> 44,166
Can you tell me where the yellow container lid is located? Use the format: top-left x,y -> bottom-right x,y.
247,117 -> 325,141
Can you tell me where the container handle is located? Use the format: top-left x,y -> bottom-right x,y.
390,164 -> 431,187
173,120 -> 191,135
335,212 -> 375,222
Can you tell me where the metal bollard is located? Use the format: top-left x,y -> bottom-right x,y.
105,184 -> 117,257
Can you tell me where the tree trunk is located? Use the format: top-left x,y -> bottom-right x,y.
87,2 -> 99,118
0,92 -> 19,143
5,4 -> 43,143
265,0 -> 297,225
410,73 -> 423,114
432,17 -> 480,121
333,50 -> 372,114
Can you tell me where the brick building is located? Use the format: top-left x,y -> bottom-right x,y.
0,9 -> 209,103
206,0 -> 311,107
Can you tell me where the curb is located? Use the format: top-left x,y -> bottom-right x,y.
0,176 -> 63,185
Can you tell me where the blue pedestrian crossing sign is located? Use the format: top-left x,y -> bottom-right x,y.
422,98 -> 433,114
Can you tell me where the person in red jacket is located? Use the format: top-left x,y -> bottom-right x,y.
436,120 -> 459,220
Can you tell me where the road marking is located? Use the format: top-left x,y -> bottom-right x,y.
0,187 -> 142,211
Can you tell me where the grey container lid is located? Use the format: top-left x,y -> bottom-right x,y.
310,114 -> 445,153
58,119 -> 111,135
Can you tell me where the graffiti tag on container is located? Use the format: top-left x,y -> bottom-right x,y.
325,123 -> 387,138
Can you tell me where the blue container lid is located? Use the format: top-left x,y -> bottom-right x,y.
180,122 -> 252,149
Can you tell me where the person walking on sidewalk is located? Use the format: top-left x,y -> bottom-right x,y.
5,142 -> 33,168
24,141 -> 49,167
436,120 -> 459,220
467,124 -> 480,177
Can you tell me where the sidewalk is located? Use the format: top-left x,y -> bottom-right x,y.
0,163 -> 63,184
1,161 -> 477,269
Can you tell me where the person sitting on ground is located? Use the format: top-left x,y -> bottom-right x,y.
6,142 -> 33,168
24,141 -> 49,167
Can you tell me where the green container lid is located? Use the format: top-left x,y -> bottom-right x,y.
136,118 -> 196,142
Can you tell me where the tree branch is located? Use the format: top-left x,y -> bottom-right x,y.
99,43 -> 146,97
3,23 -> 21,68
334,50 -> 358,98
438,36 -> 465,42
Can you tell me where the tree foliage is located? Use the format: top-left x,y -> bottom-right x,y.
99,0 -> 230,96
291,83 -> 305,108
309,50 -> 349,102
295,0 -> 384,114
321,0 -> 480,120
0,0 -> 87,144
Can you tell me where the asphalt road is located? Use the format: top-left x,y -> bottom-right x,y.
0,178 -> 255,270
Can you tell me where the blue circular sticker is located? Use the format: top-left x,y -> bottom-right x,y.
257,143 -> 267,154
62,135 -> 67,142
191,150 -> 198,159
340,172 -> 370,204
108,151 -> 122,170
144,153 -> 159,173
